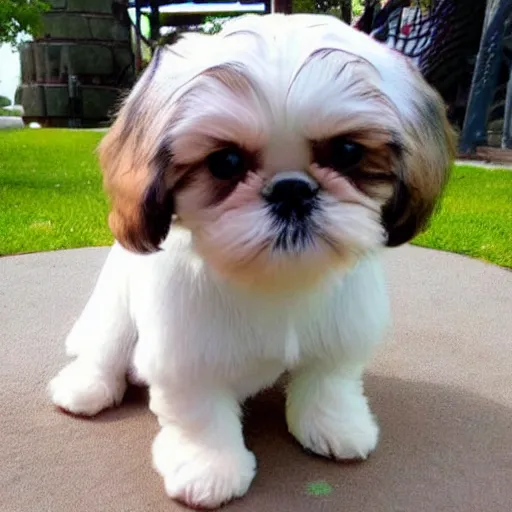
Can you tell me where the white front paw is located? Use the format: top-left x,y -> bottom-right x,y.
152,426 -> 257,509
64,332 -> 82,358
49,360 -> 126,416
287,383 -> 379,460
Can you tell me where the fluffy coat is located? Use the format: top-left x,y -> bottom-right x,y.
49,13 -> 454,509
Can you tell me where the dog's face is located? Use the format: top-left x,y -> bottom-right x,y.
99,14 -> 455,290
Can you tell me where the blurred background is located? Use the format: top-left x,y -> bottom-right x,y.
0,0 -> 510,267
1,0 -> 511,153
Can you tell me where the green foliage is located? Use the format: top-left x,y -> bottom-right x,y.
0,106 -> 23,117
0,0 -> 50,46
201,15 -> 235,34
292,0 -> 315,13
292,0 -> 365,17
352,0 -> 365,17
0,95 -> 12,108
417,0 -> 434,9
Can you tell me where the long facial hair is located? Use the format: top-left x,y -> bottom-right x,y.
98,14 -> 456,291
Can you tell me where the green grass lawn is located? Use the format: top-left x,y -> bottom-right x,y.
412,165 -> 512,268
0,129 -> 113,255
1,128 -> 511,267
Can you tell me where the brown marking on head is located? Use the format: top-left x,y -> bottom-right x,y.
98,115 -> 175,253
382,84 -> 456,247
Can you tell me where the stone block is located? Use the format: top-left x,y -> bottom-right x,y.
30,43 -> 60,83
20,45 -> 36,83
113,47 -> 135,85
20,85 -> 46,117
67,0 -> 113,14
33,44 -> 47,82
89,17 -> 130,41
44,86 -> 70,116
42,13 -> 130,42
82,86 -> 119,119
30,43 -> 117,82
47,0 -> 67,9
45,44 -> 64,81
42,13 -> 91,39
68,44 -> 114,75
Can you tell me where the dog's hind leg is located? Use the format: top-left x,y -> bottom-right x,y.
49,243 -> 138,416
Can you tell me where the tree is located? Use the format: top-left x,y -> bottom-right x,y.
293,0 -> 315,13
0,95 -> 12,108
295,0 -> 364,22
0,0 -> 50,46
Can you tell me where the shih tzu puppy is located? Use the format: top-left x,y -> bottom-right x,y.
49,13 -> 454,509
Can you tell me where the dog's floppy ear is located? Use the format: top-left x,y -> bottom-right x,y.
382,77 -> 456,247
99,126 -> 174,254
99,31 -> 232,253
98,48 -> 182,254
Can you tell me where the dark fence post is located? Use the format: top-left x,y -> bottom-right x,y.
149,0 -> 160,43
340,0 -> 352,24
134,0 -> 143,74
68,75 -> 82,129
503,67 -> 512,149
273,0 -> 293,13
459,0 -> 512,154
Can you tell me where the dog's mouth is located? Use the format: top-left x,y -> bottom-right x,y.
269,202 -> 323,254
272,219 -> 316,253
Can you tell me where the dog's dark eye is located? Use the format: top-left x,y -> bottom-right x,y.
329,137 -> 364,169
207,147 -> 247,180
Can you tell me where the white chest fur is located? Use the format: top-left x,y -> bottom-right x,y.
127,228 -> 390,391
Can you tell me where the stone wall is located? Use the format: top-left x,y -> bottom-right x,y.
18,0 -> 135,127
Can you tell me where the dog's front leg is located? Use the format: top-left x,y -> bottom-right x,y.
49,244 -> 137,416
286,360 -> 379,461
149,383 -> 256,509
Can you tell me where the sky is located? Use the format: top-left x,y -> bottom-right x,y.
0,44 -> 21,103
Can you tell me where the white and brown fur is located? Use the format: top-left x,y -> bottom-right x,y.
49,13 -> 455,509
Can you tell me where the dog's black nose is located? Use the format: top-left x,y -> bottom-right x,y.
264,176 -> 318,220
267,178 -> 317,203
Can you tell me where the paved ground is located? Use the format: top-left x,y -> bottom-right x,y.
456,158 -> 512,169
0,116 -> 24,129
1,245 -> 511,512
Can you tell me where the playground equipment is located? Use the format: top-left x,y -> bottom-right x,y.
356,0 -> 512,158
127,0 -> 274,74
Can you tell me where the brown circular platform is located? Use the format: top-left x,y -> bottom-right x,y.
1,245 -> 511,512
